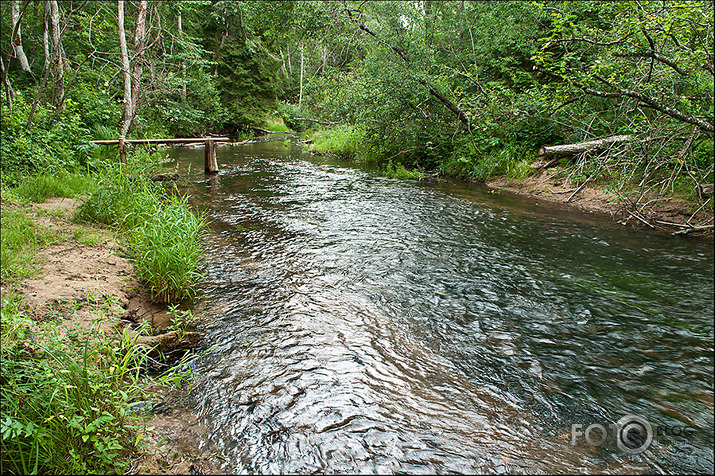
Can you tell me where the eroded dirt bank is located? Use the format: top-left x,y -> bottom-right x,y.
486,171 -> 713,239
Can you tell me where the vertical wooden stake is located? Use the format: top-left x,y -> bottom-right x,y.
204,138 -> 218,174
118,135 -> 126,164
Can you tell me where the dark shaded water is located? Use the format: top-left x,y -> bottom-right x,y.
165,136 -> 713,474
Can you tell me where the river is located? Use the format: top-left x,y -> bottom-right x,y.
163,135 -> 713,474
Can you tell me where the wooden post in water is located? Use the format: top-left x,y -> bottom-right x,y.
204,137 -> 218,174
118,135 -> 126,164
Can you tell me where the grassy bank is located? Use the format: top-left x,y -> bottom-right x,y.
1,164 -> 206,474
306,124 -> 533,182
306,124 -> 713,230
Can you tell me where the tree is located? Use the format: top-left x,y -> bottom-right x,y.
10,0 -> 31,72
117,0 -> 133,136
532,1 -> 713,134
118,0 -> 147,136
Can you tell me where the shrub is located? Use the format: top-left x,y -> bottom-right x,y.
0,303 -> 149,475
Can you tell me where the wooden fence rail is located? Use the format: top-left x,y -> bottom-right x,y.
90,136 -> 229,173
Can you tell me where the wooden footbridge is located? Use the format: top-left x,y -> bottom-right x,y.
90,136 -> 230,174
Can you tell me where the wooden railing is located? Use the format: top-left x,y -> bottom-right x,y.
90,136 -> 230,174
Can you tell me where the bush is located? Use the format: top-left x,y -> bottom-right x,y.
277,102 -> 308,132
0,301 -> 149,475
0,94 -> 91,185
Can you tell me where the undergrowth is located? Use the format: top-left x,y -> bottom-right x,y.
0,208 -> 66,284
0,305 -> 149,475
309,124 -> 365,160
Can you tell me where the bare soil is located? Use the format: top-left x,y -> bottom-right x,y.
1,197 -> 221,475
486,169 -> 713,238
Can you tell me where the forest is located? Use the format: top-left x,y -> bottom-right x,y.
2,1 -> 713,208
0,1 -> 714,473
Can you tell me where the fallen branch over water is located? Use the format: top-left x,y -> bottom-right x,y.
291,117 -> 337,126
669,223 -> 715,236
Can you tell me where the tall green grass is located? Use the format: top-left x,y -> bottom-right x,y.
263,115 -> 291,132
76,165 -> 205,303
309,124 -> 365,160
8,171 -> 95,204
0,299 -> 150,475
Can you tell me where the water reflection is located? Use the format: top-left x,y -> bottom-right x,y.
165,139 -> 713,474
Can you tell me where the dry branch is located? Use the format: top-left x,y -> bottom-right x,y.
538,135 -> 633,157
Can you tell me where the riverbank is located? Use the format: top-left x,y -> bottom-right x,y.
0,184 -> 214,473
302,130 -> 713,239
485,168 -> 714,239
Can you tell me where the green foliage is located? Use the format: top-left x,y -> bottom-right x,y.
263,115 -> 291,132
14,172 -> 95,203
0,301 -> 149,475
76,164 -> 205,303
1,95 -> 92,184
277,102 -> 307,132
383,161 -> 424,180
309,125 -> 366,160
167,304 -> 200,341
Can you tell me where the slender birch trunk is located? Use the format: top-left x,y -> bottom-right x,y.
178,11 -> 186,105
130,0 -> 147,122
298,43 -> 304,108
11,0 -> 31,71
118,0 -> 133,136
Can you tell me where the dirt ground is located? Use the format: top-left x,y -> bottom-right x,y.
486,168 -> 713,238
1,197 -> 223,475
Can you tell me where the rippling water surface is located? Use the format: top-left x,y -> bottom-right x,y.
165,137 -> 713,474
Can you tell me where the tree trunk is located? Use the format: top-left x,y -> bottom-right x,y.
117,0 -> 133,136
299,43 -> 304,107
43,11 -> 50,72
46,0 -> 64,104
11,0 -> 31,72
1,57 -> 15,113
178,11 -> 186,105
130,0 -> 147,123
538,135 -> 634,157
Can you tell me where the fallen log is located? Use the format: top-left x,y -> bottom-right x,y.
149,173 -> 179,182
672,224 -> 715,236
291,117 -> 337,126
538,135 -> 633,157
247,126 -> 283,135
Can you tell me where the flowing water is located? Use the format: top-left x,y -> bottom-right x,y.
164,136 -> 713,474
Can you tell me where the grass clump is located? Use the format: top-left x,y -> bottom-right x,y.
263,115 -> 291,132
309,124 -> 365,160
13,171 -> 95,203
383,161 -> 424,180
76,164 -> 205,303
0,208 -> 65,284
